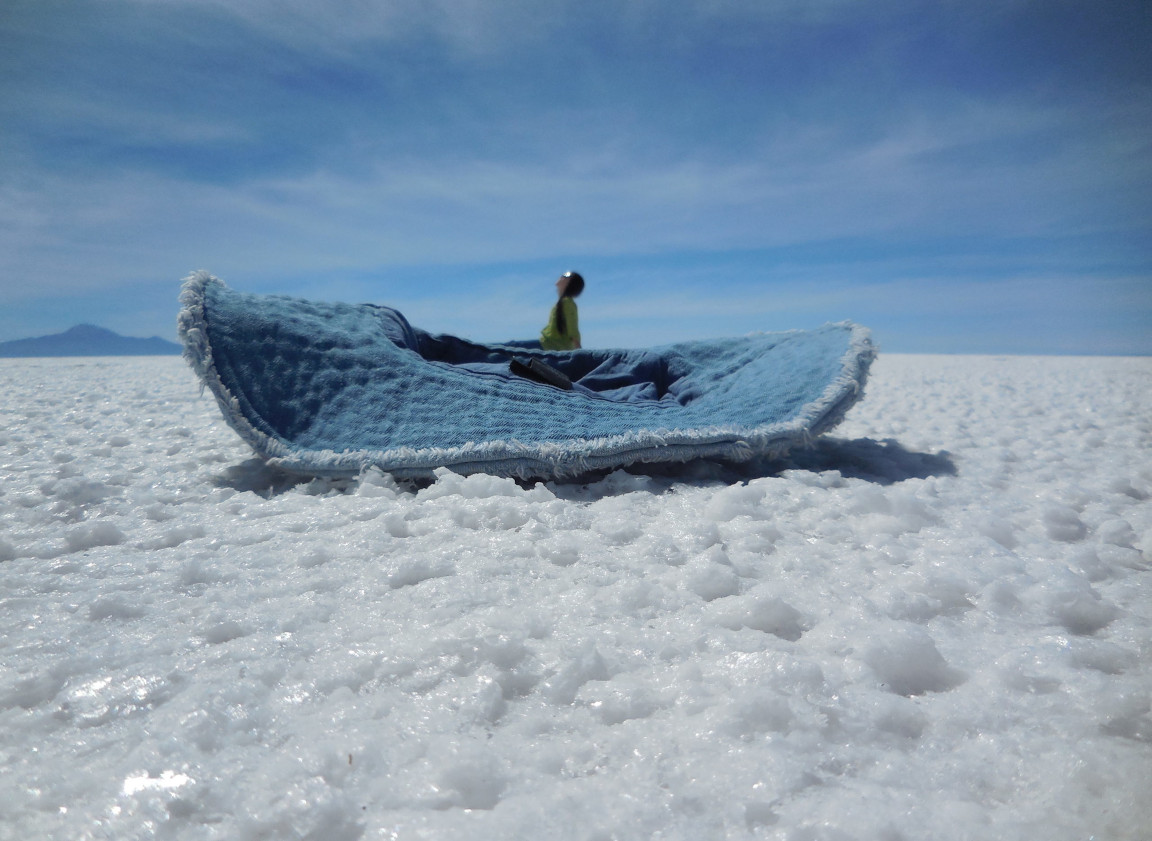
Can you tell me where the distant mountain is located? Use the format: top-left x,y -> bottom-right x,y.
0,324 -> 182,358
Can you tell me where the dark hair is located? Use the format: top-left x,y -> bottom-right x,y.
554,271 -> 584,335
562,271 -> 585,298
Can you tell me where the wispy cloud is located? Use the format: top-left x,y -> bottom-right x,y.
0,0 -> 1148,351
3,92 -> 1135,287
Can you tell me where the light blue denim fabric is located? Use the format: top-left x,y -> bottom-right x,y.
179,272 -> 875,479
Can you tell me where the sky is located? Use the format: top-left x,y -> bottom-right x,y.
2,0 -> 1150,354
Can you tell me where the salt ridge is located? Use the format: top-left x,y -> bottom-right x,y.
0,355 -> 1149,840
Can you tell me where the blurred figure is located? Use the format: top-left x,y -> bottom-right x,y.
540,271 -> 584,350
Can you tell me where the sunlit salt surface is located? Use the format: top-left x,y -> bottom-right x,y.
1,354 -> 1149,840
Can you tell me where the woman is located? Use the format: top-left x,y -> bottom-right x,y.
539,271 -> 584,350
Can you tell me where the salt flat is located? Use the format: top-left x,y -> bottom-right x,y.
1,354 -> 1149,840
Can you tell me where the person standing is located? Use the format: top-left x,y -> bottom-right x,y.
540,271 -> 584,350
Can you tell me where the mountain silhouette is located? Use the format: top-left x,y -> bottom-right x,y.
0,324 -> 182,357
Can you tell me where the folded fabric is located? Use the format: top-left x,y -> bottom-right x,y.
178,272 -> 875,479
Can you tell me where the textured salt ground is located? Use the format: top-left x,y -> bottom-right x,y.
0,354 -> 1149,841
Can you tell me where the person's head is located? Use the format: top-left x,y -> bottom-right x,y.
556,271 -> 585,299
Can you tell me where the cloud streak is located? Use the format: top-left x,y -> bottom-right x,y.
3,95 -> 1138,281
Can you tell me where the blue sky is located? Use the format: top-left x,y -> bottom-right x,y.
2,0 -> 1150,353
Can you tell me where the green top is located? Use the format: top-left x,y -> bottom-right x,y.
540,297 -> 580,350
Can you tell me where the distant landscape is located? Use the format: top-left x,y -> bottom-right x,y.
0,324 -> 181,358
